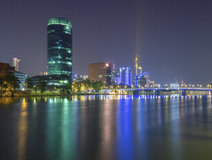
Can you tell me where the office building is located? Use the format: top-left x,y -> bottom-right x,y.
30,74 -> 70,90
14,71 -> 28,90
119,67 -> 132,86
111,63 -> 117,84
136,74 -> 146,87
138,67 -> 142,74
0,62 -> 15,77
143,72 -> 150,87
13,58 -> 20,71
47,18 -> 72,81
89,62 -> 111,85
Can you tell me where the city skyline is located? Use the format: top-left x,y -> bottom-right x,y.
1,0 -> 212,85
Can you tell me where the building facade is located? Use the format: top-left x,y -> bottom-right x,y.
89,63 -> 111,85
47,18 -> 72,81
13,58 -> 20,71
119,67 -> 132,86
30,74 -> 70,90
14,71 -> 28,90
0,62 -> 15,77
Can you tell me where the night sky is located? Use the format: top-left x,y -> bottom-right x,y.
1,0 -> 212,86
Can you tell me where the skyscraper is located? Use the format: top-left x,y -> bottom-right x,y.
47,18 -> 72,81
13,58 -> 20,71
119,67 -> 132,86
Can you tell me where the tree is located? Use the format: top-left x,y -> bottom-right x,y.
24,76 -> 34,96
4,75 -> 21,97
0,76 -> 7,97
60,79 -> 72,95
33,85 -> 38,94
72,81 -> 83,93
84,79 -> 92,91
38,77 -> 47,96
92,81 -> 104,92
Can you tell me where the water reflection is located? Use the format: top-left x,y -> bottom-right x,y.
0,95 -> 212,160
116,99 -> 134,160
99,100 -> 117,159
17,98 -> 28,160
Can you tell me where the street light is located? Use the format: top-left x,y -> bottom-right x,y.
200,85 -> 202,87
192,85 -> 194,87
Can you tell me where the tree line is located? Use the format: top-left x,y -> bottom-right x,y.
72,79 -> 104,93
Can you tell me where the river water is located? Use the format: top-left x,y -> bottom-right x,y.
0,95 -> 212,160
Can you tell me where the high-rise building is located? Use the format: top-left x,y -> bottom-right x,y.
143,72 -> 150,87
111,63 -> 117,84
13,58 -> 20,71
119,67 -> 132,86
135,55 -> 138,76
89,62 -> 111,85
138,66 -> 142,74
47,18 -> 72,81
136,74 -> 146,87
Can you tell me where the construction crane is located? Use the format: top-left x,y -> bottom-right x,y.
181,75 -> 183,85
175,78 -> 178,84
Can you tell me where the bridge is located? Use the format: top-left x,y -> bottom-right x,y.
101,88 -> 212,95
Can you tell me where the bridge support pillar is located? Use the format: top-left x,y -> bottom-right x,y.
133,90 -> 140,95
153,90 -> 160,95
181,90 -> 187,95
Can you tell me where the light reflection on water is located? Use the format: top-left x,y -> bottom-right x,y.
1,95 -> 212,160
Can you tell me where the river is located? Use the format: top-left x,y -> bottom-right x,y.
0,95 -> 212,160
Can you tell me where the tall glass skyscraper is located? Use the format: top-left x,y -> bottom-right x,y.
47,18 -> 72,80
